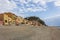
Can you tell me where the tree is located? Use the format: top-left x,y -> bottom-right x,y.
25,16 -> 46,26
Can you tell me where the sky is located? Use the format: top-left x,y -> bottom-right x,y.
0,0 -> 60,26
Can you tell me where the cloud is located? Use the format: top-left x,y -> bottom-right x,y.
0,0 -> 17,13
0,0 -> 55,13
44,14 -> 60,20
32,0 -> 46,6
44,15 -> 60,26
27,7 -> 46,12
11,0 -> 60,13
10,0 -> 47,13
54,0 -> 60,7
0,0 -> 60,15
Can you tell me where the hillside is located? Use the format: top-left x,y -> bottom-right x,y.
0,12 -> 46,26
0,14 -> 3,21
4,12 -> 17,20
0,25 -> 60,40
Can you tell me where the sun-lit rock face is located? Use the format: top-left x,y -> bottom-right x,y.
15,16 -> 27,25
15,17 -> 43,26
0,13 -> 9,25
24,16 -> 46,26
4,12 -> 18,25
4,12 -> 17,20
15,17 -> 42,26
0,14 -> 4,21
0,12 -> 17,25
0,12 -> 44,26
27,20 -> 42,26
0,14 -> 4,25
3,14 -> 9,25
20,20 -> 42,26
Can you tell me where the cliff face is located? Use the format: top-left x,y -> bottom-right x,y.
0,12 -> 18,25
0,12 -> 45,26
4,12 -> 17,20
0,14 -> 4,21
24,16 -> 46,26
0,12 -> 17,21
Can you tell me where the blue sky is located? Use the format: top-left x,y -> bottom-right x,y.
0,0 -> 60,26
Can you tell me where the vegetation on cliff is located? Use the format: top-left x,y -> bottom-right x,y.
25,16 -> 46,26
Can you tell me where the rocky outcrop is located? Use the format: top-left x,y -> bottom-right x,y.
0,12 -> 46,26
